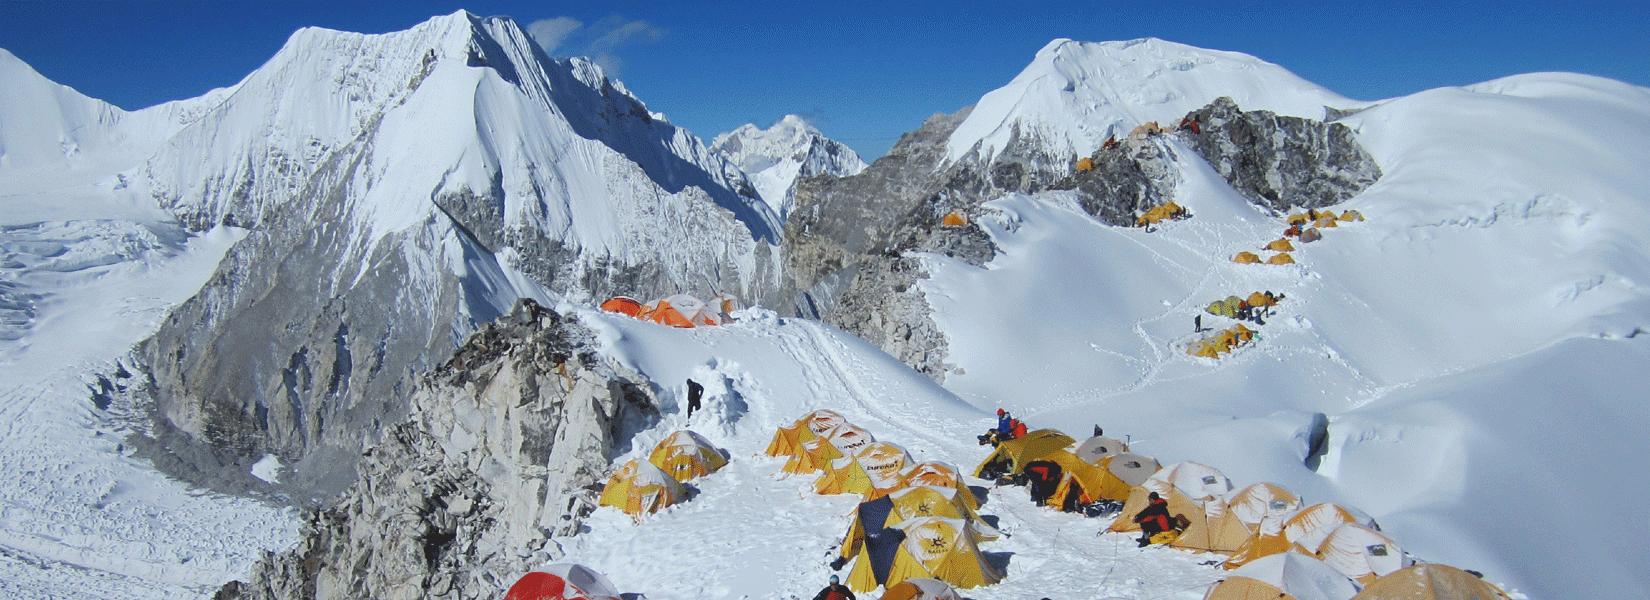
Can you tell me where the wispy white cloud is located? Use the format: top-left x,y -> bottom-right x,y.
526,17 -> 581,54
524,15 -> 666,75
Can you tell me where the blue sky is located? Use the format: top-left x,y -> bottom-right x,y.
2,1 -> 1645,159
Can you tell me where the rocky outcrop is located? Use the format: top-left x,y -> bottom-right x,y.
1181,96 -> 1382,213
785,97 -> 1381,382
218,299 -> 659,600
1049,136 -> 1183,227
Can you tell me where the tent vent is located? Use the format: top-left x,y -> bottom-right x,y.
1269,500 -> 1289,511
1202,476 -> 1218,485
1368,544 -> 1388,556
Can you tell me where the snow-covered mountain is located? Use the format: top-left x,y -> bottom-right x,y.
710,115 -> 867,218
3,16 -> 1648,600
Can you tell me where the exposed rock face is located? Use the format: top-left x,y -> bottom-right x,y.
129,13 -> 781,501
786,107 -> 1054,381
785,97 -> 1381,381
1182,96 -> 1382,213
1050,136 -> 1183,227
218,299 -> 659,600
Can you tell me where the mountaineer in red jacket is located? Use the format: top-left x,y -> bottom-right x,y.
812,574 -> 855,600
1133,491 -> 1173,547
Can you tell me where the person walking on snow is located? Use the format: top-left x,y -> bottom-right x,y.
686,379 -> 703,418
812,574 -> 855,600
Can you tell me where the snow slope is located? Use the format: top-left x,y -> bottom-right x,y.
946,37 -> 1363,165
561,308 -> 1233,600
916,71 -> 1650,599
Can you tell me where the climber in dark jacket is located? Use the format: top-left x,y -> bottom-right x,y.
686,379 -> 703,418
812,574 -> 855,600
1133,491 -> 1173,547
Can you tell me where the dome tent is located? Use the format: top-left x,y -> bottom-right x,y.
765,409 -> 847,458
597,459 -> 686,517
647,430 -> 727,482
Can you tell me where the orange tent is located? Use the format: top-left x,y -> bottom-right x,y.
599,296 -> 644,317
1076,157 -> 1096,171
942,211 -> 969,227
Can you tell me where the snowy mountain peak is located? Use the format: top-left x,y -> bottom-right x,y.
947,37 -> 1359,164
711,115 -> 866,217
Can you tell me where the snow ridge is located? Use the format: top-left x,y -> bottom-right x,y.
947,38 -> 1360,166
711,115 -> 868,218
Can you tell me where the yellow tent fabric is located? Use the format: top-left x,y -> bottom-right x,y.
597,459 -> 687,517
1339,210 -> 1365,222
942,211 -> 969,227
783,423 -> 874,475
877,517 -> 1004,592
1233,251 -> 1262,264
1286,213 -> 1309,226
972,429 -> 1077,478
901,462 -> 977,509
1265,238 -> 1295,252
1108,485 -> 1201,534
1211,552 -> 1359,600
1314,215 -> 1339,228
1076,157 -> 1096,171
1173,498 -> 1254,554
1222,515 -> 1297,571
647,430 -> 728,482
766,410 -> 846,457
1350,564 -> 1512,600
1200,576 -> 1293,600
1108,461 -> 1231,533
1284,503 -> 1377,555
1136,202 -> 1187,227
1226,483 -> 1302,529
817,441 -> 913,498
1266,253 -> 1296,265
840,485 -> 1000,563
879,578 -> 963,600
1316,523 -> 1411,586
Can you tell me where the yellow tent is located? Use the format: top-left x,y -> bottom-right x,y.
1266,253 -> 1296,265
973,429 -> 1077,479
1314,215 -> 1339,228
782,423 -> 874,475
1284,503 -> 1378,555
1286,213 -> 1309,226
1222,515 -> 1297,571
597,459 -> 687,517
1265,238 -> 1295,252
942,211 -> 969,227
765,410 -> 846,457
1108,461 -> 1232,533
1076,157 -> 1095,171
879,578 -> 963,600
1136,202 -> 1188,227
848,516 -> 1004,592
1350,564 -> 1512,600
1316,523 -> 1411,586
1339,210 -> 1365,222
840,485 -> 999,564
1226,483 -> 1302,530
900,462 -> 977,509
817,441 -> 913,499
1245,292 -> 1278,309
1233,251 -> 1262,264
1206,552 -> 1358,600
1173,498 -> 1254,554
647,430 -> 728,482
